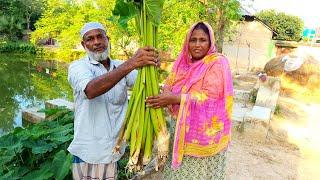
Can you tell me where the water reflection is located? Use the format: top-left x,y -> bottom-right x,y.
0,54 -> 73,135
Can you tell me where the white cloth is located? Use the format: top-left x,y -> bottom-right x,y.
281,55 -> 304,72
80,22 -> 106,38
67,56 -> 137,164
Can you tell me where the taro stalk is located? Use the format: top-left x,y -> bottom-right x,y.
112,0 -> 169,172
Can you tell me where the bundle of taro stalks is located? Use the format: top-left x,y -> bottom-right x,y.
113,0 -> 169,173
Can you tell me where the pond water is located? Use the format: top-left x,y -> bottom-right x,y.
0,54 -> 73,135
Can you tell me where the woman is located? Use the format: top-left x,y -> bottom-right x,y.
146,22 -> 233,179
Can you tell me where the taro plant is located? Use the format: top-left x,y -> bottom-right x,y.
112,0 -> 169,172
0,108 -> 74,180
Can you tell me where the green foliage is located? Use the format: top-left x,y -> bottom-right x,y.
144,0 -> 166,25
274,105 -> 281,115
0,41 -> 36,54
112,0 -> 138,29
0,107 -> 130,179
0,109 -> 74,179
158,0 -> 206,56
249,88 -> 258,103
31,0 -> 241,61
256,9 -> 304,41
203,0 -> 241,52
117,157 -> 131,179
0,15 -> 24,41
31,0 -> 211,61
51,150 -> 73,180
0,0 -> 46,41
31,0 -> 133,62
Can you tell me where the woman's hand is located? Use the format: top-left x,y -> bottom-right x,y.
146,92 -> 180,109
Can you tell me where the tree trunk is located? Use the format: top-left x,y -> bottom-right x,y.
26,14 -> 31,30
215,6 -> 225,53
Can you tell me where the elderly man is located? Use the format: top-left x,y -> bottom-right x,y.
67,22 -> 158,179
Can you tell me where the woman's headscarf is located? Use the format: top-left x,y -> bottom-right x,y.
164,22 -> 217,96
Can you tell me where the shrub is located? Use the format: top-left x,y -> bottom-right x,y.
0,41 -> 37,54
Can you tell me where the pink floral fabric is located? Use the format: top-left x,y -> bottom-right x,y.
163,22 -> 233,170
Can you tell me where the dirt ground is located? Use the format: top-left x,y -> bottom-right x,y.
228,95 -> 320,180
141,75 -> 320,180
227,116 -> 301,180
228,74 -> 320,180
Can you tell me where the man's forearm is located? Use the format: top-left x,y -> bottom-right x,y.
85,61 -> 135,99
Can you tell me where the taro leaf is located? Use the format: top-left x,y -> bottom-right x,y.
32,143 -> 56,154
13,166 -> 30,179
48,123 -> 73,136
112,0 -> 138,29
46,123 -> 73,145
2,166 -> 31,180
46,109 -> 71,121
51,150 -> 72,180
24,140 -> 56,154
0,170 -> 14,180
50,134 -> 73,145
22,161 -> 53,180
37,107 -> 67,117
11,127 -> 24,136
60,111 -> 74,124
145,0 -> 165,25
0,135 -> 23,154
0,152 -> 16,166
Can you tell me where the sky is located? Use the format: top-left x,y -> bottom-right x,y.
251,0 -> 319,28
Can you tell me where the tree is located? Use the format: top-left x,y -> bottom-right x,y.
32,0 -> 131,61
199,0 -> 241,52
31,0 -> 241,61
0,15 -> 24,40
158,0 -> 206,57
256,9 -> 304,41
0,0 -> 45,40
20,0 -> 46,31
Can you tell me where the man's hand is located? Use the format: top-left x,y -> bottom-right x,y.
127,46 -> 159,69
146,92 -> 180,109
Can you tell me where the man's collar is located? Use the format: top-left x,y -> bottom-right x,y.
86,55 -> 112,64
85,55 -> 114,69
86,55 -> 99,65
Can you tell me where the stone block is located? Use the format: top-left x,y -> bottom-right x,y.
245,105 -> 272,122
45,98 -> 74,111
232,102 -> 252,122
255,77 -> 280,111
234,89 -> 251,102
22,107 -> 45,123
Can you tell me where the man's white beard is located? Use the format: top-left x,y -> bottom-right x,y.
85,47 -> 109,62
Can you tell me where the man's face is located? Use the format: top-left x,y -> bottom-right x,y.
81,29 -> 108,53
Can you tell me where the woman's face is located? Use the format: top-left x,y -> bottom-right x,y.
188,28 -> 210,61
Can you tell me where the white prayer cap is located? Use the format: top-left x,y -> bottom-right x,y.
80,22 -> 106,38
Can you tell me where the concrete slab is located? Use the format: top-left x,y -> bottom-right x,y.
234,89 -> 251,102
22,107 -> 45,123
45,98 -> 74,111
245,105 -> 272,122
255,77 -> 281,111
232,102 -> 252,122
